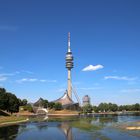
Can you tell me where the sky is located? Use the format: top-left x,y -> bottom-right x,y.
0,0 -> 140,105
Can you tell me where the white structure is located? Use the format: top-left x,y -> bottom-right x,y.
36,107 -> 48,115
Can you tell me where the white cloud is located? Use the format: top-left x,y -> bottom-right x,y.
121,89 -> 140,93
28,78 -> 38,82
104,76 -> 137,81
16,78 -> 38,83
0,76 -> 7,81
0,70 -> 33,78
16,78 -> 57,83
0,73 -> 15,77
82,64 -> 104,72
0,72 -> 20,82
0,70 -> 34,83
22,70 -> 34,74
46,80 -> 57,83
40,80 -> 47,82
0,73 -> 15,82
57,88 -> 66,92
40,79 -> 57,83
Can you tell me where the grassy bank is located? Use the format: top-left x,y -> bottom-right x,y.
0,116 -> 27,127
48,109 -> 79,114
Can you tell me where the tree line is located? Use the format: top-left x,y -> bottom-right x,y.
1,87 -> 140,114
33,98 -> 62,111
0,88 -> 27,114
82,102 -> 140,114
0,88 -> 62,114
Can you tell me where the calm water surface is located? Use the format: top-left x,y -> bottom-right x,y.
0,113 -> 140,140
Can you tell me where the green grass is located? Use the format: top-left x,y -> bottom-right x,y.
70,120 -> 103,131
47,116 -> 78,122
0,116 -> 27,125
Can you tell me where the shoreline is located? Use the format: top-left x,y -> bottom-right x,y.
13,111 -> 140,117
0,119 -> 28,127
0,111 -> 139,127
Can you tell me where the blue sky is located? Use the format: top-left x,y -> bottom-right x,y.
0,0 -> 140,105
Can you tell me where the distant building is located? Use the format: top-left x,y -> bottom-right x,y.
82,95 -> 90,106
53,90 -> 79,110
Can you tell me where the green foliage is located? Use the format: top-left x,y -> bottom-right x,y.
6,92 -> 19,113
134,103 -> 140,111
54,102 -> 62,110
34,98 -> 48,108
0,88 -> 8,110
34,98 -> 62,110
23,104 -> 33,112
97,103 -> 118,112
42,99 -> 49,108
82,104 -> 93,114
0,88 -> 20,114
108,103 -> 118,112
21,99 -> 28,106
48,102 -> 55,109
0,88 -> 6,93
118,104 -> 140,111
96,103 -> 140,112
98,103 -> 109,112
93,106 -> 99,113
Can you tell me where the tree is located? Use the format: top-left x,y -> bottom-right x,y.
98,103 -> 109,112
18,98 -> 22,106
24,104 -> 33,112
54,103 -> 62,110
93,106 -> 99,113
108,103 -> 118,112
0,88 -> 6,93
0,88 -> 20,114
21,99 -> 28,106
0,88 -> 8,110
6,92 -> 20,114
48,102 -> 55,109
82,104 -> 93,114
134,103 -> 140,111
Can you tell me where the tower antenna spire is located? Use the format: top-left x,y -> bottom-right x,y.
68,32 -> 71,52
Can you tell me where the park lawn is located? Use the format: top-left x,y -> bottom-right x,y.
49,109 -> 79,114
0,116 -> 27,125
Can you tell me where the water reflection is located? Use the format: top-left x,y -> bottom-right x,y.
0,125 -> 19,140
0,114 -> 140,140
58,122 -> 73,140
18,122 -> 48,134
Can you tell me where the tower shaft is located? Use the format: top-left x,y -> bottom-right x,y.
67,69 -> 72,99
66,32 -> 73,99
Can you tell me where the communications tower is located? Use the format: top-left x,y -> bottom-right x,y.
65,32 -> 74,99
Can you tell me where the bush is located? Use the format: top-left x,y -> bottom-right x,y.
54,103 -> 62,110
82,104 -> 93,114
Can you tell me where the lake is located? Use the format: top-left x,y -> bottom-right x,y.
0,113 -> 140,140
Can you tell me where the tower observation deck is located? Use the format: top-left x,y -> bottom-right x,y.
66,32 -> 73,99
53,32 -> 81,109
